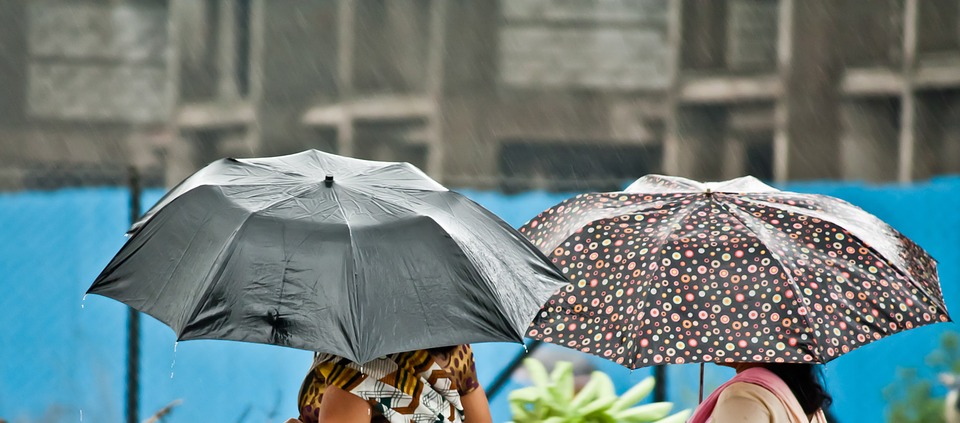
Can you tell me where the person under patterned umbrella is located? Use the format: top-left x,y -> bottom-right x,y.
519,174 -> 950,423
689,363 -> 830,422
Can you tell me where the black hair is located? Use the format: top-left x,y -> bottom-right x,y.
766,363 -> 832,415
427,345 -> 458,355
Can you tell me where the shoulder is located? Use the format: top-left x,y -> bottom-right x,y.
714,382 -> 788,422
446,345 -> 479,395
720,382 -> 780,403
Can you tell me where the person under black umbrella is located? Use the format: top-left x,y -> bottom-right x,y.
87,150 -> 569,423
290,344 -> 492,423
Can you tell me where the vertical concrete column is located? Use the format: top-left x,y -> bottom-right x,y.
336,0 -> 356,157
897,0 -> 919,183
386,0 -> 423,92
661,0 -> 686,177
217,0 -> 239,99
439,1 -> 499,189
424,0 -> 448,182
780,0 -> 843,181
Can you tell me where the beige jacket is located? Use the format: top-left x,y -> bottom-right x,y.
711,382 -> 828,423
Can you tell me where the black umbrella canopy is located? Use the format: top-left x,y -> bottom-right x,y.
520,175 -> 949,368
89,150 -> 568,364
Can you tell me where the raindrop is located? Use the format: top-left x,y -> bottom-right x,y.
79,409 -> 83,422
170,342 -> 178,379
81,294 -> 87,309
523,344 -> 529,354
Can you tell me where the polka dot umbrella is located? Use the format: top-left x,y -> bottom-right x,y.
519,175 -> 950,372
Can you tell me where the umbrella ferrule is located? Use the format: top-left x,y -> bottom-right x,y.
324,175 -> 334,187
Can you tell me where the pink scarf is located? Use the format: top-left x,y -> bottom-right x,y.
688,367 -> 827,423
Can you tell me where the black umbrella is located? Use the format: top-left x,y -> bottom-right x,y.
88,150 -> 568,364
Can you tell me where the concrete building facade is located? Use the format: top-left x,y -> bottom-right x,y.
0,0 -> 172,189
3,0 -> 960,191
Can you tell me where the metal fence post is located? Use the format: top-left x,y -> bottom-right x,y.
486,340 -> 543,400
653,365 -> 667,402
127,166 -> 141,423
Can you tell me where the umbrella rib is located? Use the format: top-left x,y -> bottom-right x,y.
543,194 -> 689,260
348,162 -> 448,193
177,187 -> 314,338
143,207 -> 215,322
448,195 -> 534,341
231,157 -> 307,178
177,219 -> 247,336
738,194 -> 944,309
714,198 -> 825,361
328,184 -> 362,362
625,194 -> 702,368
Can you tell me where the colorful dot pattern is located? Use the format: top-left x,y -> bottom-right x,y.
519,180 -> 949,369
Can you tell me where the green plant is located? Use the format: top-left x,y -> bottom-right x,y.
885,332 -> 960,423
885,367 -> 946,423
507,358 -> 691,423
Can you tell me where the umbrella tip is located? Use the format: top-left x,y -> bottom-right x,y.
324,175 -> 334,187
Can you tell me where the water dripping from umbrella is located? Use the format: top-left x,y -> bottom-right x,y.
170,341 -> 178,379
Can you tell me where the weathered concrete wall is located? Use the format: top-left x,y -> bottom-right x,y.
498,0 -> 670,90
784,0 -> 843,181
0,0 -> 170,189
256,2 -> 340,157
26,2 -> 169,123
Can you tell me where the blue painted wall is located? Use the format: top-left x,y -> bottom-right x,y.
1,178 -> 957,422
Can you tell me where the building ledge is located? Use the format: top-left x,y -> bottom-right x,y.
302,95 -> 435,126
176,101 -> 255,130
841,67 -> 903,96
915,54 -> 960,89
678,74 -> 781,103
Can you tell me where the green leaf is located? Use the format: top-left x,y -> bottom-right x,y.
524,358 -> 551,388
614,402 -> 673,422
510,402 -> 534,422
577,395 -> 618,417
653,409 -> 693,423
550,361 -> 576,402
570,372 -> 604,410
611,377 -> 656,412
509,386 -> 541,404
591,371 -> 616,399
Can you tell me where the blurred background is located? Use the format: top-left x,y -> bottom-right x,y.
2,0 -> 960,422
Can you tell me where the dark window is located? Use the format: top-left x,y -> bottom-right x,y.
744,139 -> 774,182
498,141 -> 662,193
235,0 -> 252,97
917,0 -> 960,56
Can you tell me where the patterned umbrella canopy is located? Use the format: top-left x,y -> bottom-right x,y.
519,175 -> 950,369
